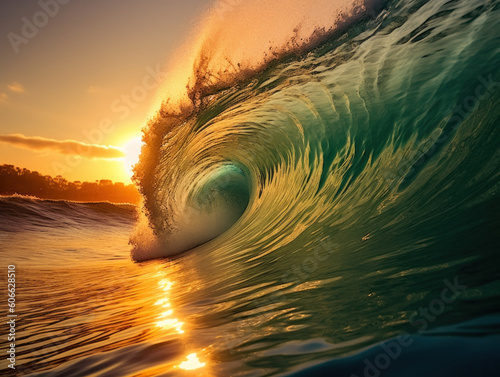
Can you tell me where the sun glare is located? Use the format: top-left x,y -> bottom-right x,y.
179,353 -> 206,370
123,136 -> 143,180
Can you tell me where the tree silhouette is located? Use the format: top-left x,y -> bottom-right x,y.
0,165 -> 140,204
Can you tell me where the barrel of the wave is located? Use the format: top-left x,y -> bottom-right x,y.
153,163 -> 251,256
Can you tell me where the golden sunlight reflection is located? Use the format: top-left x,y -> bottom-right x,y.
179,353 -> 206,371
122,136 -> 143,178
154,277 -> 185,334
151,270 -> 212,375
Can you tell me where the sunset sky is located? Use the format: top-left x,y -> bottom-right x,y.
0,0 -> 208,184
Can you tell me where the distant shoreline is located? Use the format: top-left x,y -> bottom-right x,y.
0,164 -> 141,205
0,193 -> 139,206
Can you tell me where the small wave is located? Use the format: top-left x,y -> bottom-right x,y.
0,195 -> 137,232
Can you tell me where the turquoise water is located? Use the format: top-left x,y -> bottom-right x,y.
1,0 -> 500,375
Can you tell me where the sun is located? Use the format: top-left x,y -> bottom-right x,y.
122,136 -> 143,180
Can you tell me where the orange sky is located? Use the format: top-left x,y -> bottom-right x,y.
0,0 -> 367,185
0,0 -> 209,184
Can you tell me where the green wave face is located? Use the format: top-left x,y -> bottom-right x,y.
131,0 -> 500,371
138,0 -> 499,260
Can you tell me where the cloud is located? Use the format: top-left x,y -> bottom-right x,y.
7,82 -> 25,93
0,134 -> 125,159
0,93 -> 7,102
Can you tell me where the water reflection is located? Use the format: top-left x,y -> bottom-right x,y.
154,276 -> 185,334
151,267 -> 210,375
179,353 -> 206,370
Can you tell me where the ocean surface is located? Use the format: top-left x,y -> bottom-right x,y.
1,0 -> 500,375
